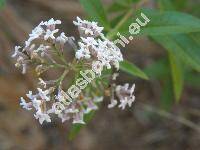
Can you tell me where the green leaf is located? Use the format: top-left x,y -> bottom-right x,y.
151,34 -> 200,72
119,9 -> 200,36
160,76 -> 174,111
144,58 -> 169,79
120,60 -> 149,80
168,52 -> 184,102
68,111 -> 95,140
79,0 -> 110,30
141,9 -> 200,35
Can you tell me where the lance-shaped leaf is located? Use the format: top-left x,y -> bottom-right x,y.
151,34 -> 200,72
160,76 -> 174,111
120,60 -> 149,80
168,52 -> 184,102
119,9 -> 200,36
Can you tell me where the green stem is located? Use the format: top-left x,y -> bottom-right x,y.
52,44 -> 68,66
106,9 -> 133,40
49,63 -> 67,69
56,69 -> 69,86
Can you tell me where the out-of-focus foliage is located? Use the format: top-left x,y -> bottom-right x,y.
0,0 -> 5,8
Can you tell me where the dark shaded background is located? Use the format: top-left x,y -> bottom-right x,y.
0,0 -> 200,149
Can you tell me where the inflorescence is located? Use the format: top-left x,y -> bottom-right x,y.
12,17 -> 135,125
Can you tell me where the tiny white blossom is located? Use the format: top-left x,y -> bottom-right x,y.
44,29 -> 59,40
43,18 -> 61,27
76,42 -> 91,59
20,97 -> 32,110
73,111 -> 85,124
26,91 -> 35,100
26,26 -> 44,47
56,32 -> 68,45
84,100 -> 98,114
12,46 -> 21,58
32,98 -> 42,110
118,97 -> 129,110
116,84 -> 135,110
37,88 -> 50,101
34,110 -> 51,124
73,17 -> 103,37
58,113 -> 70,123
108,99 -> 118,109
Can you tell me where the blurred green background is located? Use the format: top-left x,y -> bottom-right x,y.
0,0 -> 200,149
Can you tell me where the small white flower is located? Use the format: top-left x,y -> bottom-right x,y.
43,18 -> 61,27
44,29 -> 59,40
65,108 -> 79,114
37,88 -> 50,101
12,46 -> 21,58
20,97 -> 32,110
34,110 -> 51,124
36,44 -> 50,52
32,98 -> 42,110
26,26 -> 44,47
76,42 -> 91,59
108,99 -> 118,109
73,17 -> 103,37
84,100 -> 98,114
26,91 -> 35,100
116,84 -> 136,110
72,111 -> 85,124
81,37 -> 98,46
118,97 -> 129,110
58,113 -> 70,123
56,32 -> 68,45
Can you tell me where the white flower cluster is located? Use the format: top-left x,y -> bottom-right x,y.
108,83 -> 135,109
20,85 -> 103,124
20,89 -> 52,124
12,18 -> 70,74
74,17 -> 123,71
73,17 -> 104,37
12,17 -> 135,125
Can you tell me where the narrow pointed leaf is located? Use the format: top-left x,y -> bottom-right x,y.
151,34 -> 200,72
168,52 -> 184,102
160,77 -> 174,111
120,60 -> 149,80
119,9 -> 200,36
